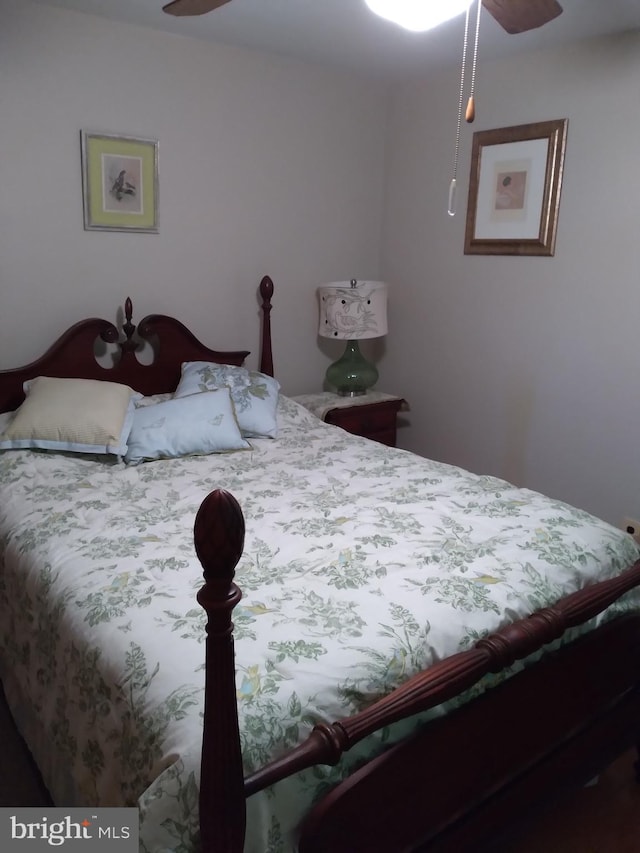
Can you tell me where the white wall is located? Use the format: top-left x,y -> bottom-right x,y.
381,31 -> 640,525
2,1 -> 638,527
0,0 -> 388,394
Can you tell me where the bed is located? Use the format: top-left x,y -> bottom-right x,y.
0,276 -> 639,853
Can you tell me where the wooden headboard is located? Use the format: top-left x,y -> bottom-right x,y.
0,276 -> 275,414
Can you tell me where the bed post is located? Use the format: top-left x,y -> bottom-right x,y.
194,489 -> 246,853
259,275 -> 274,377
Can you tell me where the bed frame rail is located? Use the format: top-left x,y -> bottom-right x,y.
194,488 -> 640,853
298,615 -> 640,852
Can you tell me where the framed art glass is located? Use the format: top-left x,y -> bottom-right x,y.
81,131 -> 159,233
464,119 -> 567,256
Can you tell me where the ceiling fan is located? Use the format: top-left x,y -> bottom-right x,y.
162,0 -> 563,36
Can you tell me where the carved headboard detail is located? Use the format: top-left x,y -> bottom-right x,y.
0,275 -> 274,413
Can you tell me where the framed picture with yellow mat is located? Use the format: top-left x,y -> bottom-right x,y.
80,130 -> 158,233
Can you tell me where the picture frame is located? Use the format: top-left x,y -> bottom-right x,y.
464,119 -> 568,256
80,131 -> 159,233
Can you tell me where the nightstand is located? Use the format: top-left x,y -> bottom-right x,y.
293,391 -> 406,447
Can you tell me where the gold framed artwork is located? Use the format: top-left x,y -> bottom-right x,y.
80,131 -> 159,233
464,119 -> 568,256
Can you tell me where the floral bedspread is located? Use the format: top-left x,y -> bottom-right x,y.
0,396 -> 638,852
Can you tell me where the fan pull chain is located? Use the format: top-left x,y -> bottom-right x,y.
465,0 -> 482,123
447,3 -> 472,217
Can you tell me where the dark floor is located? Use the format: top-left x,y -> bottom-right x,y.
0,683 -> 51,807
1,681 -> 639,850
500,748 -> 640,853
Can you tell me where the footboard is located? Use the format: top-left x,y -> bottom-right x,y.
193,489 -> 640,853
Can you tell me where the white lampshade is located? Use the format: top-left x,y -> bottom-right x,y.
364,0 -> 472,33
318,280 -> 388,341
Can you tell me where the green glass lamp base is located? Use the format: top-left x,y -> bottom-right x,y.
325,340 -> 378,397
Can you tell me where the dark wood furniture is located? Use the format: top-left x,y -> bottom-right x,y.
1,275 -> 640,853
324,397 -> 404,446
294,392 -> 405,446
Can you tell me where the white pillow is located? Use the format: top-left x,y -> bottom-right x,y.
124,388 -> 250,465
0,376 -> 140,456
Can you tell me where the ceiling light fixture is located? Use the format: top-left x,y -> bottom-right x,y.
364,0 -> 482,217
364,0 -> 472,33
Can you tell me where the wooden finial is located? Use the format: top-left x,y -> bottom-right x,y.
465,95 -> 475,123
259,276 -> 274,378
259,275 -> 274,303
194,488 -> 245,585
121,297 -> 137,352
194,488 -> 246,853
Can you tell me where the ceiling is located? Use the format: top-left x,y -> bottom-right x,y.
31,0 -> 640,80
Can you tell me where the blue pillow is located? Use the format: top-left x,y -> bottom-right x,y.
124,388 -> 249,465
174,362 -> 280,439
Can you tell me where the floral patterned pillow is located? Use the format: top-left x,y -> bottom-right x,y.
174,362 -> 280,439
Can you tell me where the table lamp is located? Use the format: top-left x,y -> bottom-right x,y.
317,279 -> 388,397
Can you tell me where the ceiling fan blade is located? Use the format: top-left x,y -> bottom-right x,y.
482,0 -> 563,34
163,0 -> 232,16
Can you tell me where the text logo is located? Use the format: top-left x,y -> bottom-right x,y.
1,808 -> 138,851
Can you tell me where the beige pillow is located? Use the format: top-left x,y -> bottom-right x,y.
0,376 -> 139,455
